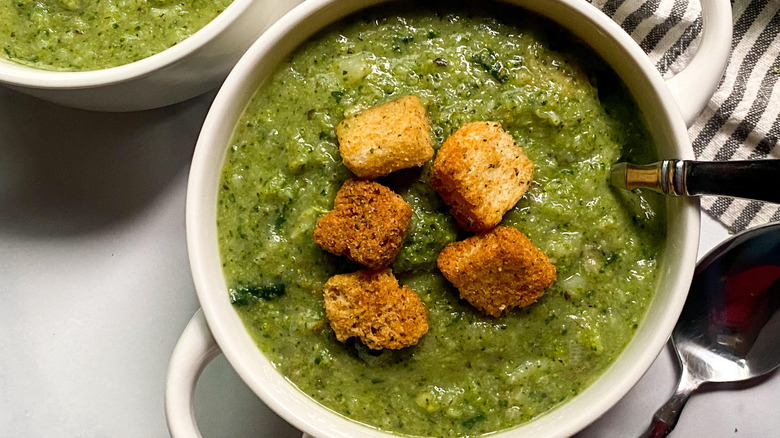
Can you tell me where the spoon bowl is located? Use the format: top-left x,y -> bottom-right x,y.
645,222 -> 780,437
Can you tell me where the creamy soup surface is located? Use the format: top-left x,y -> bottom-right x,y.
0,0 -> 233,71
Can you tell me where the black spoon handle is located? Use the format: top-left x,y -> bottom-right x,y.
686,160 -> 780,202
610,160 -> 780,204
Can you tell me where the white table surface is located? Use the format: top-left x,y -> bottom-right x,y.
1,20 -> 779,438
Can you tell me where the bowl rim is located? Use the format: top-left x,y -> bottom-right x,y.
0,0 -> 256,89
186,0 -> 701,436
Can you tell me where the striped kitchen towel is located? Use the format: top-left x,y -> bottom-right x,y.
590,0 -> 780,232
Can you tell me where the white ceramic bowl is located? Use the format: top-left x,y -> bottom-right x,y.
167,0 -> 732,436
0,0 -> 297,112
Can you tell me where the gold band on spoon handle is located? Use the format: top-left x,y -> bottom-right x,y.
609,160 -> 687,195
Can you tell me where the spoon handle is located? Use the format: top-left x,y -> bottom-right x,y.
610,159 -> 780,203
641,370 -> 702,438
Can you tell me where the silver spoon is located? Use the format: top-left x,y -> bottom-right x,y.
643,222 -> 780,437
610,159 -> 780,203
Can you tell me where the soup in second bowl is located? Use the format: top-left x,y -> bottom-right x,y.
217,2 -> 666,436
0,0 -> 233,71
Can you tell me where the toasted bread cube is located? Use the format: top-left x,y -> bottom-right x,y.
336,95 -> 434,179
313,179 -> 412,269
430,121 -> 533,232
323,268 -> 429,350
437,226 -> 556,317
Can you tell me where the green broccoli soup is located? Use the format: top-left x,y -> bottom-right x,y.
0,0 -> 233,71
217,3 -> 666,437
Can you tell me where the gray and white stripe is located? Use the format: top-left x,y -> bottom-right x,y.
591,0 -> 780,232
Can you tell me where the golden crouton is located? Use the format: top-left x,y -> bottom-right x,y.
430,121 -> 533,232
323,268 -> 429,350
313,179 -> 412,269
437,226 -> 556,317
336,95 -> 434,179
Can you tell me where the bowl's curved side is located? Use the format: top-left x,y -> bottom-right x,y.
186,0 -> 700,437
0,0 -> 282,111
187,1 -> 395,435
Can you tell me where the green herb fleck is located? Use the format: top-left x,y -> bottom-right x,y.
462,413 -> 486,428
230,283 -> 286,305
274,203 -> 288,230
471,48 -> 509,83
604,252 -> 619,266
